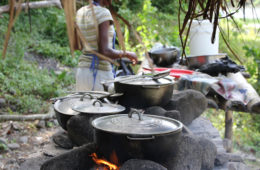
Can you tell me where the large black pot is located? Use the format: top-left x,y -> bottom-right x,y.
67,100 -> 126,145
114,75 -> 174,109
149,47 -> 180,67
53,92 -> 118,130
53,97 -> 83,130
92,111 -> 183,164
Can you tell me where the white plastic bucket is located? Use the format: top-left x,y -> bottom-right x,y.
189,20 -> 219,56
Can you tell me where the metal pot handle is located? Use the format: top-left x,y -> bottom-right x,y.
128,109 -> 143,121
80,94 -> 94,101
92,100 -> 103,107
127,136 -> 155,140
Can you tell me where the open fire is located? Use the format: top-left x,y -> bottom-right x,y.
90,153 -> 119,170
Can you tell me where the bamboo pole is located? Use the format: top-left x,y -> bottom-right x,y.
224,110 -> 233,152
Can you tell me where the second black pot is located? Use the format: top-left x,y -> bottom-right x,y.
114,75 -> 174,109
92,111 -> 183,164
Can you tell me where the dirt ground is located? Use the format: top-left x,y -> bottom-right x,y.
0,119 -> 64,170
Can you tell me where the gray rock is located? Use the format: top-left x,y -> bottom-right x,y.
52,130 -> 73,149
0,98 -> 6,108
67,114 -> 94,146
8,143 -> 20,150
215,153 -> 230,166
164,110 -> 181,121
188,117 -> 221,139
4,158 -> 20,170
41,143 -> 96,170
0,137 -> 7,145
121,159 -> 167,170
227,153 -> 243,163
19,136 -> 28,144
213,164 -> 228,170
164,90 -> 208,125
198,137 -> 217,170
227,162 -> 247,170
164,134 -> 203,170
20,155 -> 51,170
4,163 -> 20,170
36,120 -> 46,129
42,143 -> 70,158
144,106 -> 166,116
6,158 -> 17,164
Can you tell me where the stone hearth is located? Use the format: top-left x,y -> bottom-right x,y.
18,90 -> 248,170
18,116 -> 247,170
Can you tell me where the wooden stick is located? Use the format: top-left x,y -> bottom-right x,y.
0,0 -> 62,14
111,10 -> 126,54
2,0 -> 15,59
62,0 -> 76,57
224,110 -> 233,152
0,110 -> 55,121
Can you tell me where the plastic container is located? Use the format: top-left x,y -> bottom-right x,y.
189,20 -> 219,56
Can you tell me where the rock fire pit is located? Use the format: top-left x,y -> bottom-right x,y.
18,90 -> 247,170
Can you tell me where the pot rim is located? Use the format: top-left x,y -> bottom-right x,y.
186,53 -> 226,58
115,76 -> 175,86
92,114 -> 183,136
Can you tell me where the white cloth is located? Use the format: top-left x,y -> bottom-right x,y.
76,66 -> 114,91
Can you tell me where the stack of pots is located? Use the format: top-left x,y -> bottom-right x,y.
52,73 -> 183,163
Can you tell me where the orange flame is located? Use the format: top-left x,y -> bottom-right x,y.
90,153 -> 119,170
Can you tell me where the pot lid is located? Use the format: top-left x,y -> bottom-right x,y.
72,100 -> 125,114
92,110 -> 183,135
115,75 -> 174,86
54,98 -> 88,116
53,92 -> 112,115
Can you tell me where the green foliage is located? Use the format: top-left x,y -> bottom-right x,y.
151,0 -> 178,14
0,56 -> 74,114
243,45 -> 260,93
0,143 -> 8,152
117,0 -> 180,59
204,110 -> 260,157
0,8 -> 76,114
112,0 -> 144,12
217,18 -> 260,157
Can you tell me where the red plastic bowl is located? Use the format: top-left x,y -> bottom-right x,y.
143,67 -> 194,78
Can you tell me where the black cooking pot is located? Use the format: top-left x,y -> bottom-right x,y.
66,100 -> 125,145
53,96 -> 86,130
114,75 -> 175,109
53,92 -> 119,130
149,47 -> 180,67
92,110 -> 183,164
